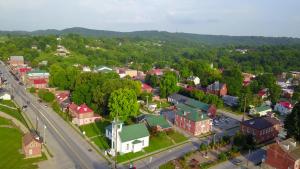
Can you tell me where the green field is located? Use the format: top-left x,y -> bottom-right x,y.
166,131 -> 188,143
116,131 -> 185,163
0,105 -> 27,126
0,118 -> 46,169
79,120 -> 111,150
0,117 -> 11,125
0,100 -> 17,108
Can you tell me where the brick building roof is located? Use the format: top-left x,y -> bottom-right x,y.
241,116 -> 280,130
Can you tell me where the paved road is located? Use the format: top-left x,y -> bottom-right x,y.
212,148 -> 266,169
132,124 -> 239,169
0,63 -> 110,169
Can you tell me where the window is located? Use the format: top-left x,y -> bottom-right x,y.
126,144 -> 129,150
142,140 -> 144,146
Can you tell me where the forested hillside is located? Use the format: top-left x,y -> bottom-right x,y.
1,27 -> 300,46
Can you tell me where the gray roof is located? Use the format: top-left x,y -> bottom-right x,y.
241,116 -> 280,130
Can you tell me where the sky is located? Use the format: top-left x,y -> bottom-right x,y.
0,0 -> 299,37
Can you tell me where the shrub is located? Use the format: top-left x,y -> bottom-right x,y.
199,143 -> 208,151
38,89 -> 55,102
29,87 -> 36,93
218,152 -> 228,161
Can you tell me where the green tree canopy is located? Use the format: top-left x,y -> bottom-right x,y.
284,102 -> 300,141
108,88 -> 139,121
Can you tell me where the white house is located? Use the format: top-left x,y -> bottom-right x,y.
187,76 -> 200,85
94,66 -> 113,73
82,66 -> 91,72
105,120 -> 150,156
274,101 -> 293,115
0,93 -> 11,100
249,104 -> 272,117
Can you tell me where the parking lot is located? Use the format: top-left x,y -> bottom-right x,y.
212,114 -> 240,135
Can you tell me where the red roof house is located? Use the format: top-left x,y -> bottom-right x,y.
274,101 -> 293,115
33,79 -> 48,89
68,103 -> 101,126
142,83 -> 153,93
55,92 -> 70,103
148,69 -> 163,76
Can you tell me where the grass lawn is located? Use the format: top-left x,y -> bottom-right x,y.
166,131 -> 188,143
144,132 -> 173,152
0,105 -> 27,126
0,100 -> 17,108
79,120 -> 110,138
116,132 -> 174,163
79,120 -> 111,150
0,118 -> 46,169
0,117 -> 11,125
91,136 -> 110,150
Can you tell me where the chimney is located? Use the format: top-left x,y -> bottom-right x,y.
201,114 -> 204,119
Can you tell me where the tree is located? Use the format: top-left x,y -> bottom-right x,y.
38,89 -> 55,102
108,88 -> 139,121
222,67 -> 243,96
145,74 -> 160,87
284,102 -> 300,141
159,72 -> 179,98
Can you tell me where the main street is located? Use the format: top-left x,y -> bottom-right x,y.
0,62 -> 110,169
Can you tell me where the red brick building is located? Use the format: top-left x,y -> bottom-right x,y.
32,79 -> 48,89
206,81 -> 227,96
240,116 -> 281,143
22,132 -> 42,158
174,103 -> 212,136
68,103 -> 101,126
265,138 -> 300,169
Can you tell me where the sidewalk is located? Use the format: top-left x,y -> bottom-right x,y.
0,111 -> 29,133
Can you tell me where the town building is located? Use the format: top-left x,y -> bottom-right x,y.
22,132 -> 42,158
116,68 -> 138,78
82,66 -> 91,72
258,88 -> 269,99
9,56 -> 24,67
56,45 -> 70,57
240,116 -> 281,143
147,69 -> 164,76
222,95 -> 239,107
16,67 -> 32,82
274,101 -> 293,115
94,66 -> 113,73
141,83 -> 153,93
32,79 -> 48,89
105,120 -> 150,156
68,103 -> 101,126
265,138 -> 300,169
206,81 -> 227,96
143,115 -> 172,132
174,103 -> 212,136
187,76 -> 200,85
26,69 -> 49,88
0,93 -> 11,100
55,91 -> 70,112
168,93 -> 217,118
249,104 -> 272,117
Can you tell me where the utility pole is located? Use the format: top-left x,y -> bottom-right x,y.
36,116 -> 39,131
43,125 -> 47,145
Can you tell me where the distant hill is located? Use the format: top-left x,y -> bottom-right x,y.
1,27 -> 300,46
